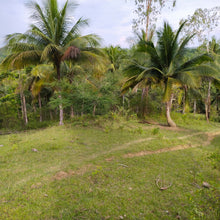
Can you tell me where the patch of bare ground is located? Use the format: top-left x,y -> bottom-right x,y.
124,144 -> 197,158
53,171 -> 74,180
123,130 -> 220,158
53,165 -> 94,180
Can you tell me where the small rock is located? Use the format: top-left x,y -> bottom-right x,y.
32,148 -> 38,152
44,194 -> 48,197
119,216 -> 124,220
165,210 -> 169,214
128,187 -> 132,190
0,145 -> 3,147
202,182 -> 211,188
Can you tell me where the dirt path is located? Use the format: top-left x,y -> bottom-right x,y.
53,130 -> 220,180
123,130 -> 220,158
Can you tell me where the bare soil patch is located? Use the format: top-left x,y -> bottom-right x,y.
123,130 -> 220,158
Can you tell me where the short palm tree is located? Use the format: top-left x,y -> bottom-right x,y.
1,0 -> 101,125
104,46 -> 127,72
123,22 -> 212,127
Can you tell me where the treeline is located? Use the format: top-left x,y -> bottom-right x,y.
0,0 -> 219,130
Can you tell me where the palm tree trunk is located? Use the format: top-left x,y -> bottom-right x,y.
166,94 -> 176,127
38,94 -> 42,122
205,80 -> 211,123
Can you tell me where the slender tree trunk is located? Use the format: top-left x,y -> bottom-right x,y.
166,94 -> 176,127
59,95 -> 64,125
182,86 -> 187,114
205,80 -> 211,123
20,92 -> 24,120
38,94 -> 42,122
56,62 -> 64,125
22,93 -> 28,125
193,100 -> 197,115
93,104 -> 97,116
70,106 -> 74,118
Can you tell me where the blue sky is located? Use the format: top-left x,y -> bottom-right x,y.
0,0 -> 219,48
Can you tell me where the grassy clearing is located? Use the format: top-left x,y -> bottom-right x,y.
0,114 -> 220,219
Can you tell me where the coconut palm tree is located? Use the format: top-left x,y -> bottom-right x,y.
122,22 -> 212,127
1,0 -> 101,125
104,46 -> 127,72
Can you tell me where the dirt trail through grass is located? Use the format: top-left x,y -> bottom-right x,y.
123,130 -> 220,158
54,129 -> 220,180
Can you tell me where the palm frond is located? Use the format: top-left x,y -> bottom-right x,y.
62,17 -> 89,46
157,22 -> 176,67
176,54 -> 213,72
67,34 -> 101,48
26,1 -> 52,38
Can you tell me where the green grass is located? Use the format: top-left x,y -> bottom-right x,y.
0,115 -> 220,219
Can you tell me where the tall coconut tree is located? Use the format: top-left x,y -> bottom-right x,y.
122,22 -> 212,127
1,0 -> 101,125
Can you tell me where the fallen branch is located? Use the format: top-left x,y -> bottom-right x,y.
118,163 -> 129,168
155,176 -> 172,190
